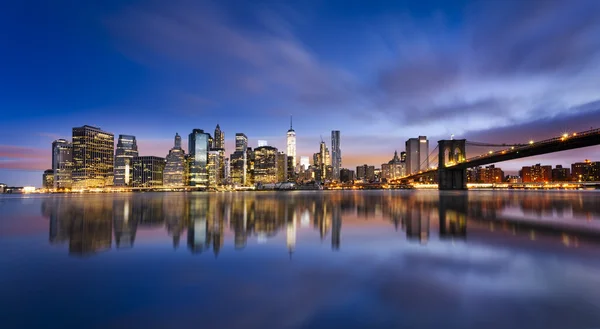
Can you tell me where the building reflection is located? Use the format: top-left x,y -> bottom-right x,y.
42,191 -> 600,257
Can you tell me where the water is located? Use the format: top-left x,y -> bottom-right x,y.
1,190 -> 600,329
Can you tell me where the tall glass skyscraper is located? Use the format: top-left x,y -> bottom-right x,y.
164,133 -> 186,186
132,156 -> 165,187
188,129 -> 210,187
52,139 -> 72,189
114,135 -> 138,186
213,124 -> 224,149
331,130 -> 341,181
286,116 -> 296,171
405,136 -> 429,175
72,125 -> 114,188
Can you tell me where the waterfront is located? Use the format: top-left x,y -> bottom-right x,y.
2,190 -> 600,329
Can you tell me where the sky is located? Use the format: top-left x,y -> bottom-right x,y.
1,0 -> 600,186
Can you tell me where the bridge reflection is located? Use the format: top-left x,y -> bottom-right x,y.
40,191 -> 600,257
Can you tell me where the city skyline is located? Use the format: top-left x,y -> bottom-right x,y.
2,0 -> 600,186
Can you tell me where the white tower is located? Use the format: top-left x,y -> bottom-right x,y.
286,116 -> 296,170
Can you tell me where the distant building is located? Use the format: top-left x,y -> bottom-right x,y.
43,169 -> 54,189
340,168 -> 355,183
400,151 -> 407,163
406,136 -> 429,175
331,130 -> 341,181
207,150 -> 221,187
114,135 -> 138,186
72,125 -> 114,188
132,156 -> 165,187
300,156 -> 310,171
381,151 -> 406,180
230,150 -> 246,185
52,139 -> 72,189
223,158 -> 230,183
478,165 -> 504,183
313,141 -> 330,182
0,183 -> 6,193
356,164 -> 375,182
520,164 -> 552,183
188,129 -> 210,187
213,124 -> 224,149
254,146 -> 278,184
287,116 -> 296,171
235,133 -> 248,152
246,147 -> 255,186
286,156 -> 296,182
552,165 -> 571,182
276,152 -> 288,182
164,133 -> 187,186
572,160 -> 600,182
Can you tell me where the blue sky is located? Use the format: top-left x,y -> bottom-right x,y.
1,0 -> 600,186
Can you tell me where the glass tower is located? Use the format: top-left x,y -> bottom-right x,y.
114,135 -> 138,186
72,125 -> 114,188
188,129 -> 210,187
52,139 -> 72,189
286,116 -> 296,171
164,133 -> 186,186
331,130 -> 341,181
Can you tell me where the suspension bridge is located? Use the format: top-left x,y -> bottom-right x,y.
400,127 -> 600,190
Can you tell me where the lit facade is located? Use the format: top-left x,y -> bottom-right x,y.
132,156 -> 165,187
552,165 -> 571,182
520,164 -> 552,183
340,168 -> 355,183
164,133 -> 186,186
287,116 -> 296,171
381,151 -> 406,180
356,164 -> 375,181
572,160 -> 600,182
254,146 -> 278,184
207,150 -> 221,187
72,125 -> 115,188
43,169 -> 54,189
213,124 -> 224,149
230,150 -> 246,185
188,129 -> 210,187
276,152 -> 288,182
52,139 -> 72,189
114,135 -> 138,186
405,136 -> 429,175
331,130 -> 341,181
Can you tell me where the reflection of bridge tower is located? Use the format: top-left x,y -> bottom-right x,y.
439,193 -> 468,239
438,139 -> 467,190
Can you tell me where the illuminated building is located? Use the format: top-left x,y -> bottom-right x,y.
313,141 -> 329,182
478,165 -> 504,183
400,151 -> 406,163
114,135 -> 138,186
52,139 -> 72,189
72,125 -> 114,188
551,165 -> 570,182
213,124 -> 224,149
132,156 -> 165,187
276,152 -> 288,182
43,169 -> 54,189
230,150 -> 246,185
406,136 -> 429,175
381,151 -> 406,180
254,146 -> 278,184
340,168 -> 355,182
286,116 -> 296,171
356,164 -> 375,182
520,163 -> 552,183
300,156 -> 310,171
188,129 -> 210,187
246,147 -> 255,186
235,133 -> 248,152
164,133 -> 186,186
286,156 -> 295,182
571,160 -> 600,182
207,150 -> 221,187
331,130 -> 341,181
223,158 -> 230,183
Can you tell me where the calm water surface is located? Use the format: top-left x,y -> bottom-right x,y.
1,190 -> 600,329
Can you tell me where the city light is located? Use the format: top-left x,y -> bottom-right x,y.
529,140 -> 534,144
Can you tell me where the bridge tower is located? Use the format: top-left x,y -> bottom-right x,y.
437,139 -> 467,190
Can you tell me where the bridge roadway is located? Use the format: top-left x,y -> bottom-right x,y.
403,127 -> 600,187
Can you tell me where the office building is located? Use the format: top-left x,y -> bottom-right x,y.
51,139 -> 72,189
356,164 -> 375,182
230,150 -> 246,185
72,125 -> 115,188
207,150 -> 221,187
331,130 -> 341,181
405,136 -> 429,175
478,165 -> 504,183
164,133 -> 187,186
188,129 -> 210,187
213,124 -> 224,149
132,156 -> 165,187
277,152 -> 288,182
313,141 -> 330,182
43,169 -> 54,189
552,165 -> 571,182
223,158 -> 230,183
114,135 -> 138,186
286,156 -> 295,182
381,150 -> 406,180
340,168 -> 355,183
253,146 -> 277,184
287,116 -> 296,171
235,133 -> 248,152
572,160 -> 600,181
246,147 -> 255,186
520,164 -> 552,183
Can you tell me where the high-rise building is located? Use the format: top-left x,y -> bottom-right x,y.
572,160 -> 600,182
213,124 -> 224,149
286,156 -> 295,182
552,165 -> 571,182
164,133 -> 186,186
405,136 -> 429,175
132,156 -> 165,187
235,133 -> 248,152
277,152 -> 288,182
246,147 -> 256,186
72,125 -> 115,188
478,165 -> 504,183
331,130 -> 341,181
188,129 -> 210,187
52,139 -> 72,189
356,164 -> 375,181
207,150 -> 221,187
340,168 -> 355,183
114,135 -> 138,186
254,146 -> 278,184
223,158 -> 230,183
381,151 -> 406,180
313,141 -> 329,182
43,169 -> 54,189
230,151 -> 246,185
287,116 -> 296,171
520,164 -> 552,183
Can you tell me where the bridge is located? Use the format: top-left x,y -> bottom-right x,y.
401,128 -> 600,190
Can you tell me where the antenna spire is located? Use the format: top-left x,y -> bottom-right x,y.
290,115 -> 293,130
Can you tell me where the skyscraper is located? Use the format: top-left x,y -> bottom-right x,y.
331,130 -> 341,181
132,156 -> 166,187
405,136 -> 429,175
114,135 -> 138,186
286,116 -> 296,171
164,133 -> 186,186
235,133 -> 248,152
188,129 -> 210,187
52,139 -> 72,189
72,125 -> 114,188
230,133 -> 248,185
213,124 -> 224,149
254,146 -> 278,184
